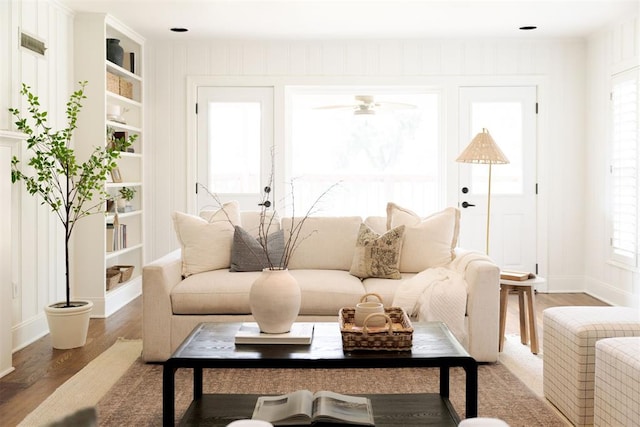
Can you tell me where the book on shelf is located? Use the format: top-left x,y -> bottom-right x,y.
106,223 -> 115,252
123,52 -> 135,74
106,222 -> 127,252
500,270 -> 536,281
252,390 -> 374,426
235,322 -> 314,345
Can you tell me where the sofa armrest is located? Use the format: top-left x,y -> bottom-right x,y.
451,248 -> 500,362
142,249 -> 182,362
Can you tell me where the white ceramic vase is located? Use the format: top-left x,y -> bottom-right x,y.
249,268 -> 301,334
44,300 -> 93,349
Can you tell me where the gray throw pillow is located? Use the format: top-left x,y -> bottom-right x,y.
230,226 -> 285,272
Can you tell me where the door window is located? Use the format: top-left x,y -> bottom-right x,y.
197,87 -> 273,211
470,102 -> 523,195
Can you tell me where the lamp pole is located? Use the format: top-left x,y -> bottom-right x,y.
456,128 -> 509,257
486,162 -> 492,255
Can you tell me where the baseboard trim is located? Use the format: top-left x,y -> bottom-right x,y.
584,276 -> 636,307
12,312 -> 49,353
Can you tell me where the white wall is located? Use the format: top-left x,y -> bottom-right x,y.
145,37 -> 589,293
2,0 -> 75,351
585,16 -> 640,308
4,0 -> 638,352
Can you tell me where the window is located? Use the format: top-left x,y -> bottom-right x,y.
610,69 -> 640,267
288,88 -> 441,217
469,102 -> 524,195
196,86 -> 273,212
207,102 -> 261,193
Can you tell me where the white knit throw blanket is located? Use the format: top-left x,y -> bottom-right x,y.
392,267 -> 467,343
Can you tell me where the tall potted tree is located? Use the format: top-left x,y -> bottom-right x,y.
10,82 -> 131,349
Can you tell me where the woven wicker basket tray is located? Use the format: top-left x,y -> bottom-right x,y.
339,306 -> 413,351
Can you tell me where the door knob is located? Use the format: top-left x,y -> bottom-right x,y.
461,187 -> 469,194
461,201 -> 475,208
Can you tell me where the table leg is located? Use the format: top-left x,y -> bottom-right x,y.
194,367 -> 203,399
518,290 -> 528,344
163,365 -> 176,427
463,360 -> 478,418
525,288 -> 539,354
440,366 -> 450,398
499,285 -> 509,352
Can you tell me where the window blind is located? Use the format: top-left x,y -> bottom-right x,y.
610,69 -> 640,266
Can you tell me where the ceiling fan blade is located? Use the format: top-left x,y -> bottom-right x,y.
313,96 -> 416,113
355,95 -> 374,104
313,104 -> 356,110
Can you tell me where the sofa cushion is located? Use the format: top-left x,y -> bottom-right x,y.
230,226 -> 285,271
282,216 -> 362,270
349,223 -> 405,279
364,216 -> 387,235
172,269 -> 260,314
171,268 -> 366,316
172,201 -> 240,277
289,269 -> 367,315
240,211 -> 281,238
362,273 -> 416,307
387,203 -> 460,273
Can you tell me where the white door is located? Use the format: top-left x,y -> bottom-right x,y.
196,86 -> 274,211
458,86 -> 537,273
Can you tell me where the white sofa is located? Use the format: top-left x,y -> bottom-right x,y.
142,203 -> 500,362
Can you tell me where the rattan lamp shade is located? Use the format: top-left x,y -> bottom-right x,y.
456,128 -> 509,165
456,128 -> 509,255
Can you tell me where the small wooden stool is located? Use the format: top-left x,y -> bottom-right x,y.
499,276 -> 545,354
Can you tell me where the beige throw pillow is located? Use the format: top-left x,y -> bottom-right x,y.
199,200 -> 241,224
349,223 -> 405,279
386,203 -> 460,273
172,201 -> 241,277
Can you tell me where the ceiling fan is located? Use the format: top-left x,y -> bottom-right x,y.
314,95 -> 416,115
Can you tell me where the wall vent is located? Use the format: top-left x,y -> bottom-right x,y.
20,31 -> 46,56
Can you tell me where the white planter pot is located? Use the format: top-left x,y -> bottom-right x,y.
249,269 -> 301,334
44,301 -> 93,349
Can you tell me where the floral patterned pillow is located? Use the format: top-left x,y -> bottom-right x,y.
349,223 -> 405,279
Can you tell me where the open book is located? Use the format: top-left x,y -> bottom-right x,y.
252,390 -> 374,426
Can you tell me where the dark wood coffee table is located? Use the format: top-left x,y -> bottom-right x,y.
163,322 -> 477,426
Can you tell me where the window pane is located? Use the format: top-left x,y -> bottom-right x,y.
290,91 -> 440,216
208,102 -> 260,193
610,71 -> 639,265
470,102 -> 523,194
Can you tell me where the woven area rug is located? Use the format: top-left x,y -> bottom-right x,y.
96,355 -> 567,426
499,334 -> 544,397
18,338 -> 142,427
20,335 -> 568,426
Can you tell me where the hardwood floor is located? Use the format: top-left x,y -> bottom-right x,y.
0,297 -> 142,426
0,292 -> 607,426
505,291 -> 609,352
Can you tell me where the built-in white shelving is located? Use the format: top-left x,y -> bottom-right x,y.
73,13 -> 145,318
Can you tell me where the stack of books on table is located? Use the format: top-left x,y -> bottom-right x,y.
234,323 -> 314,345
500,270 -> 535,281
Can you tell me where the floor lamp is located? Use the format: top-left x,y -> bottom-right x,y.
456,128 -> 509,255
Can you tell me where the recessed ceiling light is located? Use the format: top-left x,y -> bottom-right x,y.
170,27 -> 189,33
519,26 -> 537,31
